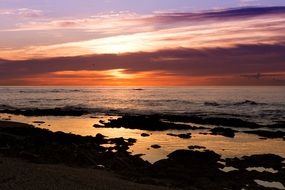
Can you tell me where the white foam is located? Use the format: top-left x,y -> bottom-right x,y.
254,180 -> 285,190
220,166 -> 238,172
247,167 -> 278,173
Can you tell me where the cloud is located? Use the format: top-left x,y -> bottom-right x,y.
0,8 -> 44,18
240,72 -> 285,80
8,6 -> 285,30
1,6 -> 285,60
0,6 -> 284,86
0,44 -> 284,85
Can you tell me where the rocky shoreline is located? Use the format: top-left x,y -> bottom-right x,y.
0,120 -> 284,190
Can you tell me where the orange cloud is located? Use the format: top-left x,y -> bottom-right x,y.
2,68 -> 284,86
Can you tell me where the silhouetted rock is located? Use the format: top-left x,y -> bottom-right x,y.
226,154 -> 285,170
148,149 -> 227,189
188,145 -> 206,150
204,101 -> 220,106
151,144 -> 161,149
95,133 -> 105,141
167,133 -> 192,139
244,130 -> 285,139
32,121 -> 45,124
94,115 -> 193,131
267,123 -> 285,129
1,120 -> 284,190
133,88 -> 144,91
141,133 -> 150,137
0,120 -> 147,170
233,100 -> 258,106
210,127 -> 236,138
0,107 -> 89,116
127,138 -> 137,144
162,115 -> 260,128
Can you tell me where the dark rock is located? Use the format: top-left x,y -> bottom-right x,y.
33,121 -> 45,124
149,149 -> 227,189
95,133 -> 105,141
0,107 -> 89,116
167,133 -> 192,139
94,115 -> 193,131
199,132 -> 210,135
267,123 -> 285,129
99,120 -> 106,125
127,138 -> 137,144
151,144 -> 161,149
244,130 -> 285,139
0,121 -> 145,169
162,115 -> 261,129
188,145 -> 206,150
204,101 -> 220,106
259,137 -> 267,140
141,133 -> 150,137
233,100 -> 258,106
226,154 -> 285,170
210,127 -> 236,138
1,120 -> 284,190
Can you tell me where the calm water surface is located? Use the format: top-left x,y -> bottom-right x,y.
0,86 -> 285,124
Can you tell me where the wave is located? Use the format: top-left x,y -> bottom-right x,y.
204,102 -> 220,106
233,100 -> 260,106
18,89 -> 83,93
0,104 -> 15,109
1,105 -> 284,128
204,100 -> 266,107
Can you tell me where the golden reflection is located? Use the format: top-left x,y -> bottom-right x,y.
1,113 -> 285,163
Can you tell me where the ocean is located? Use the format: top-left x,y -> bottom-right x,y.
0,86 -> 285,125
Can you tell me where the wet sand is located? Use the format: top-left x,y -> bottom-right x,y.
0,156 -> 170,190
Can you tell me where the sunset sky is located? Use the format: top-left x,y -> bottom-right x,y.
0,0 -> 285,86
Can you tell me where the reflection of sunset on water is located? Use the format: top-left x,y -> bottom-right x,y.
2,113 -> 284,163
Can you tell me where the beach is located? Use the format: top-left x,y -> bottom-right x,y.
1,1 -> 285,189
0,156 -> 170,190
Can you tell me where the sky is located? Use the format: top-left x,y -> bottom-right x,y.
0,0 -> 285,86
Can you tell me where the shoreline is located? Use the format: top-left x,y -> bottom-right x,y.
0,120 -> 284,189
